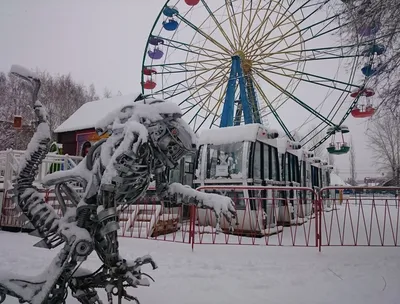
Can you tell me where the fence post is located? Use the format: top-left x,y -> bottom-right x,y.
318,192 -> 322,252
189,205 -> 196,251
315,192 -> 319,249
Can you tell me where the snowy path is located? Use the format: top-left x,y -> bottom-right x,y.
1,231 -> 400,304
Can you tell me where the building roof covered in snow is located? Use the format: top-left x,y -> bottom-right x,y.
54,93 -> 141,133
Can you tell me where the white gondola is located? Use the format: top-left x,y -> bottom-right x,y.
165,124 -> 333,234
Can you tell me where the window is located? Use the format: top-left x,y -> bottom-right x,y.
184,155 -> 194,186
169,163 -> 181,183
311,166 -> 320,187
253,142 -> 262,179
195,145 -> 204,179
205,142 -> 246,179
271,147 -> 279,180
287,154 -> 299,182
283,154 -> 289,181
263,145 -> 269,179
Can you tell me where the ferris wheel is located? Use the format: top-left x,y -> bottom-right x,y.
140,0 -> 386,155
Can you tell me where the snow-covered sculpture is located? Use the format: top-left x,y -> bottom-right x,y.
0,66 -> 236,304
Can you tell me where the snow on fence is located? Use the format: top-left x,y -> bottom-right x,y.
0,149 -> 82,191
1,186 -> 399,251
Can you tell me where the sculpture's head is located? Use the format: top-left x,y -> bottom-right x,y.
151,117 -> 196,168
94,96 -> 198,168
135,98 -> 197,168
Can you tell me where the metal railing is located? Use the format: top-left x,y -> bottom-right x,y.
1,185 -> 399,251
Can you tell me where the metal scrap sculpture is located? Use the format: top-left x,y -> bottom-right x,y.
0,65 -> 236,304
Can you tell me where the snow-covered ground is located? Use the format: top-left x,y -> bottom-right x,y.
0,231 -> 399,304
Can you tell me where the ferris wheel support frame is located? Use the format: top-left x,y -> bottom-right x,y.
220,55 -> 256,128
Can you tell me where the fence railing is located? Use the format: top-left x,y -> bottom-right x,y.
1,185 -> 399,251
319,186 -> 399,249
0,149 -> 82,192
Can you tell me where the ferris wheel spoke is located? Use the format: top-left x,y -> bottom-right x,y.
252,49 -> 359,66
183,75 -> 227,126
210,80 -> 229,126
196,69 -> 229,108
261,43 -> 364,59
250,14 -> 340,61
244,0 -> 290,54
241,0 -> 268,49
269,0 -> 331,42
224,0 -> 242,50
270,0 -> 334,43
180,80 -> 224,114
253,69 -> 337,127
169,72 -> 227,104
247,2 -> 296,57
298,122 -> 328,147
152,74 -> 225,101
199,0 -> 237,51
250,73 -> 294,140
267,15 -> 338,56
171,66 -> 228,106
149,59 -> 229,75
307,131 -> 331,151
175,13 -> 232,54
150,60 -> 230,97
264,16 -> 363,62
245,0 -> 294,53
153,35 -> 228,59
256,64 -> 360,92
246,0 -> 312,55
238,0 -> 255,48
190,78 -> 228,131
202,75 -> 231,127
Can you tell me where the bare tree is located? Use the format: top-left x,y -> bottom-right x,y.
103,87 -> 112,98
366,108 -> 400,185
0,70 -> 100,150
335,0 -> 400,111
348,136 -> 357,185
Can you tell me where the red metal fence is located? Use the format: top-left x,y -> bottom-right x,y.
319,187 -> 399,249
1,186 -> 399,251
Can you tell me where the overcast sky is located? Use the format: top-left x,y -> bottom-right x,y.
0,0 -> 381,180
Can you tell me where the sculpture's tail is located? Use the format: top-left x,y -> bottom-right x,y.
9,66 -> 61,249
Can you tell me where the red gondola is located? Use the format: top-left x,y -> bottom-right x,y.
350,88 -> 375,98
185,0 -> 200,5
142,80 -> 156,90
143,68 -> 157,76
142,68 -> 157,90
351,106 -> 375,118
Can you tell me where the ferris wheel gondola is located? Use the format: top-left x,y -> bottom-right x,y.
140,0 -> 386,154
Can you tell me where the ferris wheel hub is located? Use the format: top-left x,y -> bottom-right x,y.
234,51 -> 252,74
242,59 -> 253,74
234,50 -> 246,59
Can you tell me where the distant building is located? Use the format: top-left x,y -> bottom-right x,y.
54,93 -> 142,156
